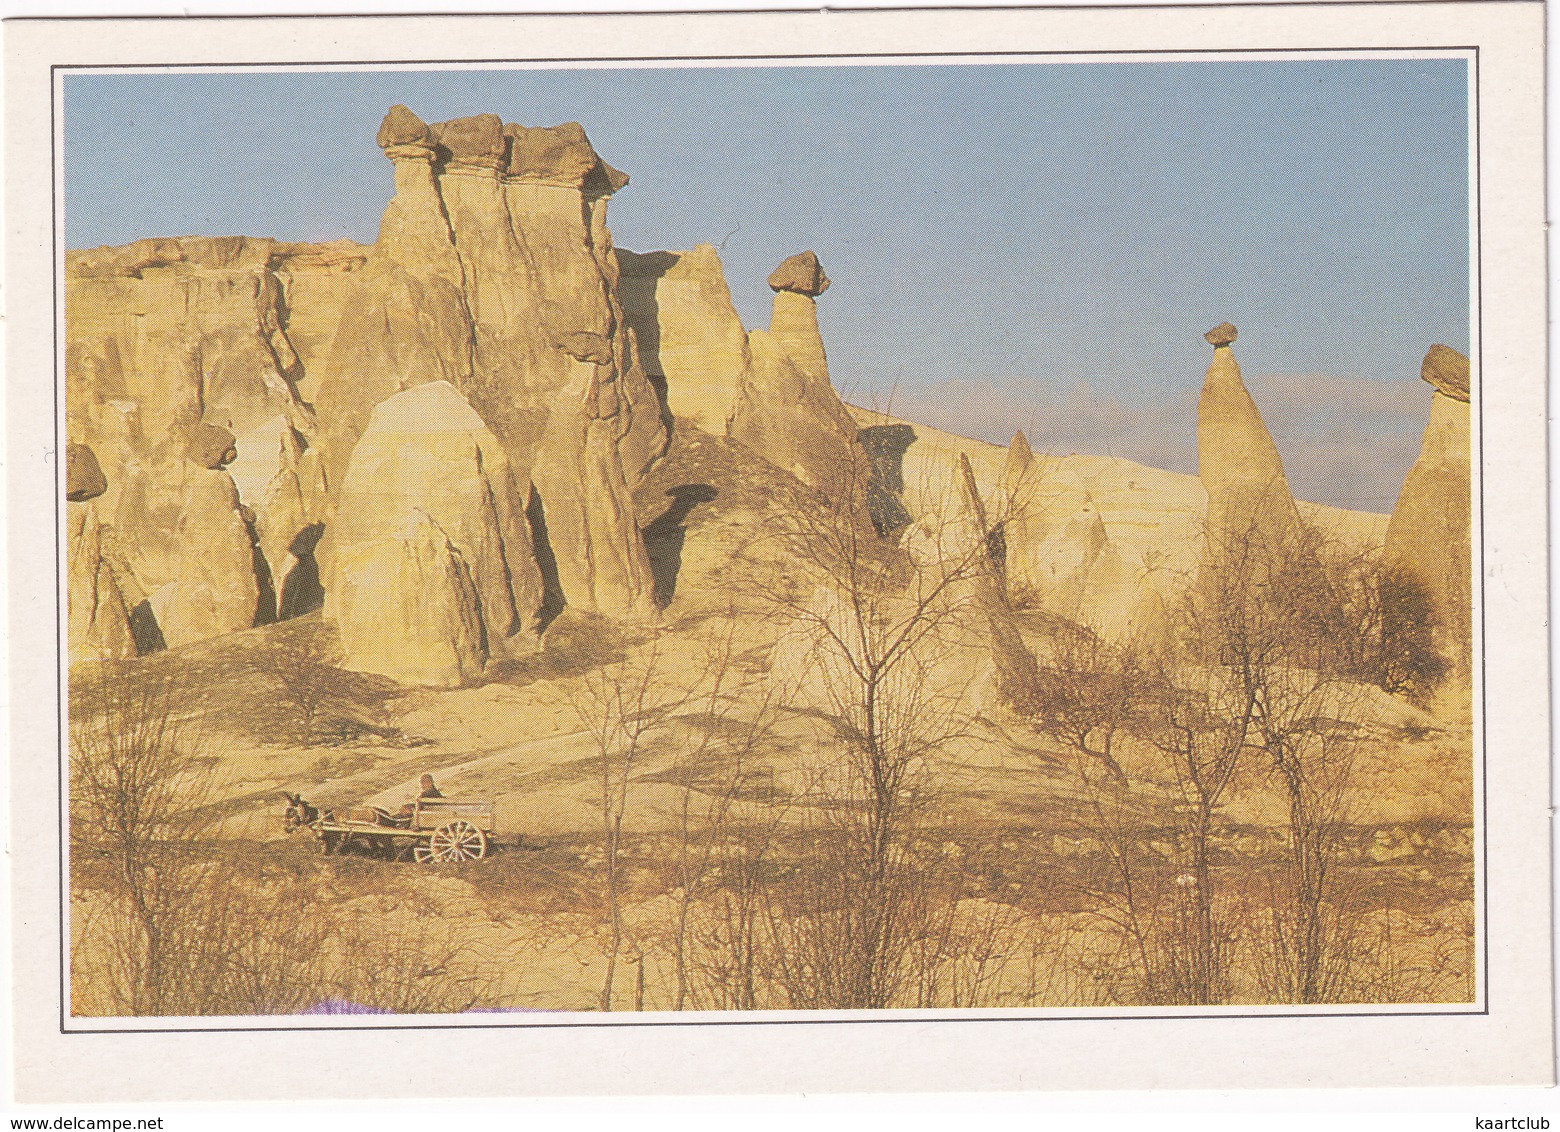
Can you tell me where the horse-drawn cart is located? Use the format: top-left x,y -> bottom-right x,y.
284,794 -> 497,862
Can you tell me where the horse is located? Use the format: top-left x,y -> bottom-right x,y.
281,791 -> 320,834
280,792 -> 416,859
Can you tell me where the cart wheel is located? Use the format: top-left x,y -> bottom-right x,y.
429,820 -> 487,862
317,832 -> 336,856
412,842 -> 435,864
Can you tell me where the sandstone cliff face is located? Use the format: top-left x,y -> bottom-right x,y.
1385,344 -> 1472,674
68,502 -> 137,663
329,381 -> 544,687
618,244 -> 749,435
65,235 -> 364,635
1196,322 -> 1301,552
729,252 -> 865,497
312,107 -> 664,619
229,415 -> 329,618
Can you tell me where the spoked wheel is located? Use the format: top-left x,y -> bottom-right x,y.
420,820 -> 487,863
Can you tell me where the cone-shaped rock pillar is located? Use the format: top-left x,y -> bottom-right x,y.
730,251 -> 866,497
955,453 -> 1043,706
1196,322 -> 1301,553
1384,343 -> 1472,679
161,465 -> 262,648
765,250 -> 831,388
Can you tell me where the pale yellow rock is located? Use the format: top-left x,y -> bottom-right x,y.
1196,327 -> 1301,551
236,418 -> 329,610
67,500 -> 136,663
730,330 -> 864,495
66,236 -> 313,450
269,240 -> 369,403
852,405 -> 1361,645
333,511 -> 490,688
330,381 -> 545,683
617,244 -> 750,435
1385,345 -> 1472,676
65,236 -> 355,616
768,289 -> 830,390
313,108 -> 664,619
533,357 -> 657,618
161,466 -> 260,648
312,140 -> 475,490
953,455 -> 1044,701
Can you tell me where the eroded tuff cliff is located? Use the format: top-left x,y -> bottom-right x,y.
65,235 -> 367,639
66,107 -> 1439,699
1385,344 -> 1472,677
618,244 -> 749,435
312,107 -> 664,623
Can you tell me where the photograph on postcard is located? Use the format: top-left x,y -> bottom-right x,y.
58,52 -> 1480,1024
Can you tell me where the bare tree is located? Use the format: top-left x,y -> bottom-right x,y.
1198,515 -> 1369,1004
743,456 -> 993,1009
69,663 -> 216,1015
664,613 -> 784,1010
568,633 -> 684,1011
242,617 -> 400,745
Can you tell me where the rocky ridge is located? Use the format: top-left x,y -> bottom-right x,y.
64,106 -> 1449,694
1385,344 -> 1472,679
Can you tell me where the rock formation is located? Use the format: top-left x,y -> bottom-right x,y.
1196,322 -> 1301,552
953,455 -> 1044,704
66,443 -> 108,502
730,252 -> 865,496
64,235 -> 365,637
312,107 -> 664,620
229,416 -> 330,619
1004,466 -> 1147,639
617,245 -> 749,434
66,445 -> 136,662
187,422 -> 237,470
160,464 -> 261,648
1385,344 -> 1472,675
997,431 -> 1049,597
764,250 -> 831,387
329,381 -> 544,687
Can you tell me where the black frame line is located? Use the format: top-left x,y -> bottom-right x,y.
50,43 -> 1488,1035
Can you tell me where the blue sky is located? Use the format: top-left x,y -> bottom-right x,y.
64,59 -> 1470,511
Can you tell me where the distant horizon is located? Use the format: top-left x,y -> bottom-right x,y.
63,56 -> 1470,512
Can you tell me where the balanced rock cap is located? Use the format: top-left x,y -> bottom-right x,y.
376,105 -> 432,149
433,114 -> 506,166
188,422 -> 238,470
768,251 -> 831,297
505,121 -> 609,187
65,443 -> 108,502
1420,343 -> 1471,403
1204,322 -> 1238,348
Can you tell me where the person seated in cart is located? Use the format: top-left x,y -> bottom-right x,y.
395,773 -> 443,825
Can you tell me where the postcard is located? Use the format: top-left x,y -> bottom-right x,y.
6,2 -> 1550,1102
